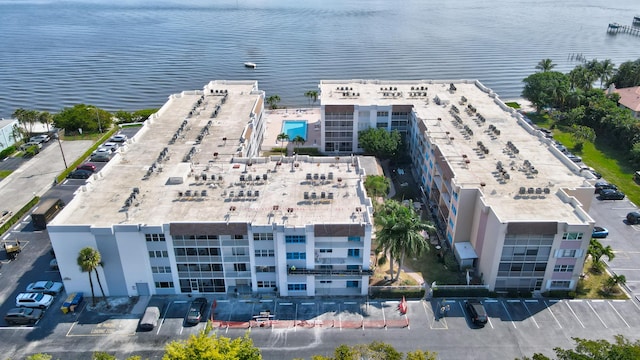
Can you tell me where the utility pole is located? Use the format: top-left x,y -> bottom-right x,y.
56,133 -> 68,169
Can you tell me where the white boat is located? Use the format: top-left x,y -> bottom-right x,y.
244,62 -> 257,69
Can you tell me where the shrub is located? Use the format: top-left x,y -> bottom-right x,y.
0,145 -> 16,159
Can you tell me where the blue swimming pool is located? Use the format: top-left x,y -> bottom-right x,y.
282,120 -> 308,140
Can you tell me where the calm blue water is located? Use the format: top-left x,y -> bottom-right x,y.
0,0 -> 639,118
282,120 -> 308,140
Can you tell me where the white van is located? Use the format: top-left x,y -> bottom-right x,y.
139,306 -> 160,331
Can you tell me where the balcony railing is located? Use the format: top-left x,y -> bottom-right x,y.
288,267 -> 373,276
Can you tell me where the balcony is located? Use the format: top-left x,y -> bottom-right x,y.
288,267 -> 373,276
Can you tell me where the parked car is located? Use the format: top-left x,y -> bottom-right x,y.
4,308 -> 43,325
49,258 -> 58,270
90,152 -> 113,162
76,162 -> 97,172
16,293 -> 54,309
92,147 -> 115,155
627,212 -> 640,225
465,300 -> 488,327
139,306 -> 160,331
26,281 -> 64,296
20,142 -> 42,151
580,166 -> 602,179
592,226 -> 609,238
594,181 -> 617,194
185,297 -> 208,325
67,169 -> 93,179
110,134 -> 128,143
566,154 -> 582,163
599,189 -> 625,200
29,134 -> 50,143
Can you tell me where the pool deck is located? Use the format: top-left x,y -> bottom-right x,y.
261,107 -> 322,155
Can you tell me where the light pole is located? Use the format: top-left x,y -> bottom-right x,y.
95,107 -> 102,133
55,133 -> 68,169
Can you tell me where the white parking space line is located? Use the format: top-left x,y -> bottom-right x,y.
501,301 -> 516,329
522,301 -> 539,329
587,301 -> 607,328
566,301 -> 586,328
608,301 -> 631,328
545,300 -> 562,329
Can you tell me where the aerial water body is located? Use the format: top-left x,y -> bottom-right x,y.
0,0 -> 637,117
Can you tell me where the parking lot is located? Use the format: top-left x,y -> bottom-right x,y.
54,296 -> 640,336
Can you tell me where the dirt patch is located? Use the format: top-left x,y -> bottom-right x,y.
85,296 -> 139,315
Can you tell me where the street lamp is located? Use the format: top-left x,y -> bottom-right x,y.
55,133 -> 68,169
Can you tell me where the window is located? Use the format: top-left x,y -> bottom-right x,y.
348,236 -> 361,242
557,249 -> 577,258
285,235 -> 306,243
554,264 -> 575,272
149,250 -> 168,258
451,205 -> 457,216
155,281 -> 174,288
145,233 -> 166,242
255,249 -> 275,257
233,263 -> 247,272
376,111 -> 389,117
286,252 -> 306,260
257,281 -> 276,288
151,266 -> 172,273
550,280 -> 571,289
320,280 -> 333,284
253,233 -> 274,241
347,265 -> 360,270
347,249 -> 360,257
346,281 -> 359,288
288,284 -> 307,291
232,247 -> 247,256
255,266 -> 276,273
319,249 -> 333,253
562,232 -> 584,240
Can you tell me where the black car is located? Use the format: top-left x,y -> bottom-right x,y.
599,189 -> 625,200
185,297 -> 207,325
67,169 -> 92,179
4,307 -> 43,325
594,181 -> 617,194
465,300 -> 488,327
627,212 -> 640,225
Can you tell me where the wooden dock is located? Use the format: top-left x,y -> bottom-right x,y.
607,22 -> 640,36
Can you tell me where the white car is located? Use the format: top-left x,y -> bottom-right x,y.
29,134 -> 50,144
110,134 -> 128,143
20,142 -> 42,151
26,281 -> 64,295
16,293 -> 54,309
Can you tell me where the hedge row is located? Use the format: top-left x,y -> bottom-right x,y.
0,145 -> 16,160
0,196 -> 40,236
56,127 -> 119,184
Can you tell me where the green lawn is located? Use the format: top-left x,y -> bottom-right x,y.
0,170 -> 13,179
404,247 -> 466,285
542,123 -> 640,206
575,258 -> 628,299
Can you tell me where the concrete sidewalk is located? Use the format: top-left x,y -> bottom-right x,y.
0,140 -> 91,217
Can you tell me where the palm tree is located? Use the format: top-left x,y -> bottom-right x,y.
292,135 -> 305,154
602,274 -> 626,295
266,95 -> 281,110
304,90 -> 318,107
375,199 -> 435,281
77,247 -> 108,307
276,132 -> 289,156
598,59 -> 616,88
536,59 -> 556,72
37,111 -> 53,132
588,238 -> 615,273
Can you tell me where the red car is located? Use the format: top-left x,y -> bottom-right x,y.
77,162 -> 97,172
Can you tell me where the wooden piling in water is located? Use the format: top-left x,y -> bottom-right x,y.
608,22 -> 640,36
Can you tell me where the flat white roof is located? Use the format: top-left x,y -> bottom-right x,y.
52,81 -> 372,228
320,80 -> 592,224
